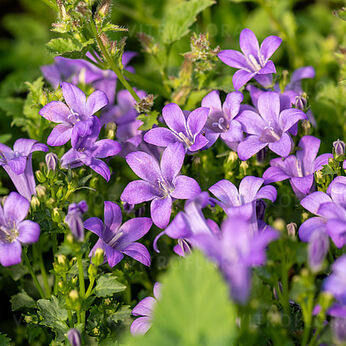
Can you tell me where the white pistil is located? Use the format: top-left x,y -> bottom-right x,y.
247,54 -> 262,72
177,132 -> 193,147
108,231 -> 124,247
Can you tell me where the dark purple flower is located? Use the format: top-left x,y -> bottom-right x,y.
201,90 -> 244,150
263,136 -> 332,198
209,176 -> 277,233
39,82 -> 108,147
84,201 -> 152,267
65,201 -> 88,241
236,92 -> 306,160
0,139 -> 48,201
144,103 -> 209,152
193,217 -> 279,303
131,282 -> 161,335
0,192 -> 40,266
121,143 -> 201,229
45,152 -> 58,172
60,120 -> 121,181
218,28 -> 282,90
67,328 -> 81,346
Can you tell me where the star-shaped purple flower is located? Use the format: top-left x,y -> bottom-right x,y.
39,82 -> 108,147
121,143 -> 201,229
144,103 -> 209,152
84,201 -> 152,267
131,282 -> 161,335
0,139 -> 48,201
201,90 -> 244,150
236,91 -> 306,160
263,136 -> 332,199
60,120 -> 121,181
0,192 -> 40,266
218,28 -> 282,90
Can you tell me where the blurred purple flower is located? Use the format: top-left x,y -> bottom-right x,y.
144,103 -> 209,152
201,90 -> 244,150
65,201 -> 88,241
131,282 -> 161,335
84,201 -> 152,267
263,136 -> 332,199
0,139 -> 48,201
40,82 -> 108,147
218,28 -> 282,90
0,192 -> 40,266
121,143 -> 201,229
193,217 -> 279,303
236,92 -> 306,160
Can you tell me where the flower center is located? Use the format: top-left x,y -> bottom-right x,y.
260,126 -> 281,143
67,110 -> 81,125
212,117 -> 228,132
107,231 -> 124,247
177,132 -> 194,148
0,222 -> 18,243
157,179 -> 174,197
247,54 -> 262,72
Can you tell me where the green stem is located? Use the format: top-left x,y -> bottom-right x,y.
34,244 -> 51,297
52,233 -> 58,295
85,276 -> 96,298
77,253 -> 85,299
89,21 -> 140,102
302,295 -> 314,345
23,250 -> 46,299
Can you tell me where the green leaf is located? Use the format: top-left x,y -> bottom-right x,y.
161,0 -> 215,44
0,134 -> 12,143
108,305 -> 131,323
138,111 -> 159,131
0,333 -> 11,345
46,37 -> 94,57
102,23 -> 128,33
0,97 -> 24,118
126,251 -> 237,345
11,290 -> 36,311
94,274 -> 127,297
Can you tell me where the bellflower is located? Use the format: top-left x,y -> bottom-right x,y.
39,82 -> 108,147
263,136 -> 332,198
144,103 -> 209,152
200,90 -> 244,150
131,282 -> 161,335
84,201 -> 152,267
193,217 -> 279,303
0,139 -> 48,201
60,120 -> 121,181
154,192 -> 218,256
121,143 -> 201,229
209,176 -> 277,233
218,28 -> 282,90
65,201 -> 88,241
236,92 -> 306,160
0,192 -> 40,267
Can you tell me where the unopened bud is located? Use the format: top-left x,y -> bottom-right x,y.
301,120 -> 311,135
35,170 -> 46,183
287,222 -> 297,238
315,170 -> 324,184
31,196 -> 40,210
67,328 -> 81,346
227,151 -> 238,164
333,139 -> 345,158
295,94 -> 308,111
135,94 -> 155,114
92,248 -> 104,266
69,290 -> 79,301
57,254 -> 67,265
273,218 -> 285,232
36,185 -> 46,198
97,0 -> 111,19
52,208 -> 62,223
239,161 -> 248,176
45,152 -> 58,172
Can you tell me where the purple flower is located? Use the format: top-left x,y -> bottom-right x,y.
67,328 -> 81,346
45,152 -> 58,172
333,139 -> 345,158
193,217 -> 279,303
144,103 -> 209,152
84,201 -> 152,267
0,139 -> 48,201
218,28 -> 282,90
131,282 -> 161,335
236,92 -> 306,160
263,136 -> 332,198
65,201 -> 88,241
200,90 -> 244,150
154,192 -> 218,255
39,82 -> 108,147
0,192 -> 40,266
209,176 -> 277,233
307,229 -> 329,273
121,143 -> 201,229
60,120 -> 121,181
324,255 -> 346,305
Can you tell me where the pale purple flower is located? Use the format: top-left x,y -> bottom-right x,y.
0,139 -> 48,201
308,229 -> 329,273
84,201 -> 152,267
218,28 -> 282,90
60,120 -> 121,181
209,176 -> 277,233
144,103 -> 209,152
131,282 -> 161,335
121,143 -> 201,229
45,152 -> 58,172
65,201 -> 88,241
39,82 -> 108,147
201,90 -> 244,150
0,192 -> 40,266
193,217 -> 279,303
263,136 -> 332,198
236,92 -> 306,160
333,139 -> 345,157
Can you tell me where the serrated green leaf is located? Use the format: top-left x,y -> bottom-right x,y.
126,251 -> 236,345
138,111 -> 159,131
108,305 -> 131,323
11,290 -> 36,311
160,0 -> 215,44
95,274 -> 126,297
46,37 -> 94,57
102,23 -> 128,33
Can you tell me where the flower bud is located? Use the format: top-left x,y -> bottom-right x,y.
239,161 -> 248,176
92,248 -> 104,266
332,318 -> 346,343
45,152 -> 58,172
69,289 -> 79,301
333,139 -> 345,158
65,201 -> 88,242
308,230 -> 329,273
135,94 -> 155,114
35,170 -> 46,183
88,263 -> 98,277
287,222 -> 297,239
31,196 -> 40,210
227,151 -> 238,164
301,120 -> 311,135
67,328 -> 81,346
36,185 -> 46,199
273,218 -> 285,232
295,94 -> 308,111
52,208 -> 62,223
